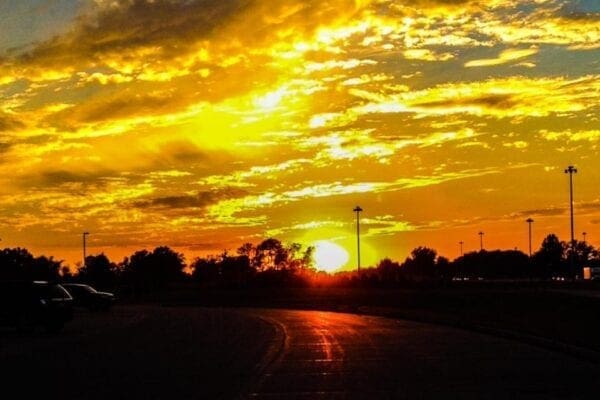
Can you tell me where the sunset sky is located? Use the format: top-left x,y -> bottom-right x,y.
1,0 -> 599,270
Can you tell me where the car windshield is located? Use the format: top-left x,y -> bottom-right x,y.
81,285 -> 97,293
64,284 -> 97,294
50,285 -> 72,299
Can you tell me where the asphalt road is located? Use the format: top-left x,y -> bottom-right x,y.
247,309 -> 600,399
2,306 -> 599,399
0,306 -> 277,399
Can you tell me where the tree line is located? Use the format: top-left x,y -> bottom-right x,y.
0,234 -> 598,293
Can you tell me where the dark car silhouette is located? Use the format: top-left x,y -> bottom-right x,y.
61,284 -> 115,311
0,281 -> 73,333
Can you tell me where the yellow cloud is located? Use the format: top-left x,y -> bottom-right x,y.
465,48 -> 539,67
348,75 -> 599,118
540,129 -> 600,142
404,48 -> 454,61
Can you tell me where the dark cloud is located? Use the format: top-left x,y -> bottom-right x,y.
409,0 -> 472,5
70,90 -> 181,124
7,0 -> 366,73
0,134 -> 56,158
23,169 -> 118,188
580,201 -> 600,212
416,94 -> 517,110
185,242 -> 222,251
134,187 -> 247,210
514,200 -> 600,219
4,0 -> 371,127
15,0 -> 249,66
0,113 -> 25,132
0,141 -> 12,155
161,141 -> 208,164
508,207 -> 565,219
557,1 -> 599,20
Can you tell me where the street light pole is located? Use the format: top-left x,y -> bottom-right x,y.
564,165 -> 577,247
478,231 -> 484,251
83,232 -> 89,269
459,241 -> 463,257
526,218 -> 534,257
353,206 -> 363,273
564,166 -> 578,274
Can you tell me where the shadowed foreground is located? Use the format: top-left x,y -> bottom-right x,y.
247,310 -> 600,399
2,306 -> 599,399
0,306 -> 277,399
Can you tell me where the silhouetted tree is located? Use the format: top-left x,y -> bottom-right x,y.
376,258 -> 401,285
190,256 -> 220,286
121,246 -> 186,293
255,238 -> 289,270
237,243 -> 255,258
60,266 -> 73,281
220,253 -> 254,287
0,248 -> 61,281
402,247 -> 438,279
0,248 -> 35,280
77,253 -> 119,290
570,240 -> 597,269
453,250 -> 529,279
532,234 -> 566,278
436,256 -> 451,280
32,255 -> 62,282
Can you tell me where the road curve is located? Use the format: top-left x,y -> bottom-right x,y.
246,309 -> 600,399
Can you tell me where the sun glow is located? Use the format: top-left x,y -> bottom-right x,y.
313,240 -> 349,273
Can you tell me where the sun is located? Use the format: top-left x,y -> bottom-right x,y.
313,240 -> 349,273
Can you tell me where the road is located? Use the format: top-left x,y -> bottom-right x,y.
0,306 -> 276,399
2,306 -> 599,399
248,309 -> 600,399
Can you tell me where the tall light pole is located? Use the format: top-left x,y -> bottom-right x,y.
459,241 -> 464,257
353,206 -> 363,273
478,231 -> 484,251
564,165 -> 577,247
82,232 -> 89,269
526,218 -> 534,257
565,165 -> 578,274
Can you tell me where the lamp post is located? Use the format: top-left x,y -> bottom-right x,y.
564,166 -> 578,274
526,218 -> 534,257
82,232 -> 89,269
459,241 -> 464,257
478,231 -> 484,251
353,206 -> 363,273
564,166 -> 577,247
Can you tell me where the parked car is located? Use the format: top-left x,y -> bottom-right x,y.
61,284 -> 115,311
0,280 -> 73,333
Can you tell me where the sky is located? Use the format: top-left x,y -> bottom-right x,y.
0,0 -> 599,270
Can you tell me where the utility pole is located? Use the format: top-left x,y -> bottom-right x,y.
479,231 -> 484,251
83,232 -> 89,269
459,241 -> 463,257
353,206 -> 363,273
526,218 -> 534,257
